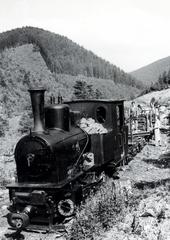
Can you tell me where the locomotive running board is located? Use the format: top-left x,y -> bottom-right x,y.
7,172 -> 84,190
24,223 -> 66,234
8,223 -> 66,234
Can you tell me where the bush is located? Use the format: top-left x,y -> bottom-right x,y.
0,115 -> 9,137
18,110 -> 33,134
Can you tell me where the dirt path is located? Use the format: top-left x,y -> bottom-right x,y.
100,134 -> 170,240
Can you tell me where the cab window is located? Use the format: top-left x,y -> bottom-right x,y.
116,104 -> 124,128
96,106 -> 106,123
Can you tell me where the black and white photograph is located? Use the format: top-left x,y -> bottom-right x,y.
0,0 -> 170,239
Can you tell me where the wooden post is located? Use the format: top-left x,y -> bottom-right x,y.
130,117 -> 133,143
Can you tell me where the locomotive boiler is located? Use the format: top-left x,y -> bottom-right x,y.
6,89 -> 128,232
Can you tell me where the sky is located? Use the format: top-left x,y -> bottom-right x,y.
1,0 -> 170,72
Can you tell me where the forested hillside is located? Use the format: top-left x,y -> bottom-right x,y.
0,26 -> 142,89
0,44 -> 141,112
131,56 -> 170,86
0,26 -> 145,135
0,44 -> 141,134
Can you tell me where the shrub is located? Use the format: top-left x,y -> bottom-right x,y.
0,115 -> 9,137
18,110 -> 33,134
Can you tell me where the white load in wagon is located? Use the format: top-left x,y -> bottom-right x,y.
78,117 -> 108,134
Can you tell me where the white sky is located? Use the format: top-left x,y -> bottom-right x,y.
1,0 -> 170,72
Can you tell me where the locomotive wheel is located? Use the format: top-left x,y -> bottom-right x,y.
57,199 -> 75,217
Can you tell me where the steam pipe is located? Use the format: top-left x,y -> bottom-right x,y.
28,89 -> 46,132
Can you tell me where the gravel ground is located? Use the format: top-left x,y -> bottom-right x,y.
100,134 -> 170,240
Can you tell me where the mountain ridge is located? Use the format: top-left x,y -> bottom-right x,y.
131,56 -> 170,86
0,26 -> 142,89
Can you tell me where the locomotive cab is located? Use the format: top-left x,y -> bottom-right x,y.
66,99 -> 128,166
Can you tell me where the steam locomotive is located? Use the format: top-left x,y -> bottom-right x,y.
6,89 -> 128,231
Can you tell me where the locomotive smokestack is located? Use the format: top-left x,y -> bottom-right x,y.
28,89 -> 46,132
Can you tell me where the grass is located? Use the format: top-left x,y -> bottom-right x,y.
70,179 -> 139,240
69,177 -> 170,240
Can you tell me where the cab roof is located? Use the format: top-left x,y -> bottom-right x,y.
65,99 -> 125,104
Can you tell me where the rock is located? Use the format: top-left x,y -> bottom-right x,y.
1,205 -> 8,210
122,213 -> 134,232
140,208 -> 155,217
138,196 -> 168,220
159,219 -> 170,240
135,217 -> 160,240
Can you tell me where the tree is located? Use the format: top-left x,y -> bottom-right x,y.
167,69 -> 170,85
162,71 -> 167,88
73,80 -> 102,99
86,84 -> 94,99
73,80 -> 87,99
0,115 -> 8,137
95,89 -> 103,99
19,111 -> 33,134
158,74 -> 164,90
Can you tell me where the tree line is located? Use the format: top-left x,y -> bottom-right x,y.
143,70 -> 170,94
73,80 -> 103,99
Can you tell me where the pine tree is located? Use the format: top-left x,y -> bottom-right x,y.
86,84 -> 94,99
158,74 -> 164,90
73,80 -> 102,99
73,80 -> 87,99
162,71 -> 167,88
167,69 -> 170,86
95,89 -> 102,99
